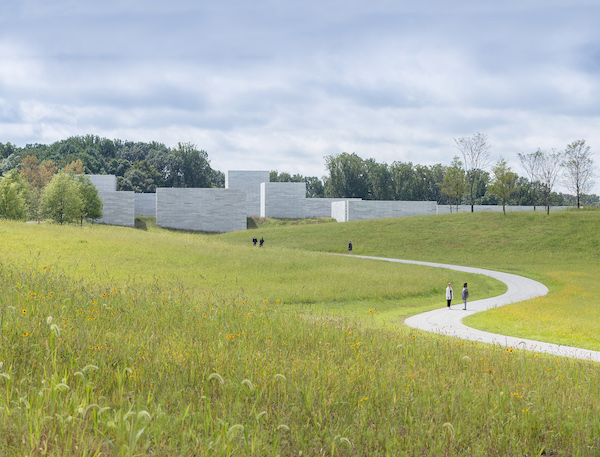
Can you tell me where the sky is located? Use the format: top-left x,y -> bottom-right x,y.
1,0 -> 599,194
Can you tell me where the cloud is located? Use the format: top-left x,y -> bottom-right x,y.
1,0 -> 599,193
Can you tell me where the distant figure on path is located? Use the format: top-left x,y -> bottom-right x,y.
462,283 -> 469,310
446,283 -> 453,308
259,237 -> 264,248
348,240 -> 353,255
253,236 -> 257,246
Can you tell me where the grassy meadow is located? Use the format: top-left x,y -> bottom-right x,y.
0,210 -> 599,455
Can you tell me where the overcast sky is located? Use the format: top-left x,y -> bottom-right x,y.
1,0 -> 599,193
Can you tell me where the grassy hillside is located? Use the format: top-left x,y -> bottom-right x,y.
0,211 -> 599,455
219,209 -> 600,349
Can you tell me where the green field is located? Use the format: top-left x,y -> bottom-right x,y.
0,210 -> 599,456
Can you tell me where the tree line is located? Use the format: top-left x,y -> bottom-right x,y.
0,135 -> 224,193
0,158 -> 102,224
1,134 -> 597,222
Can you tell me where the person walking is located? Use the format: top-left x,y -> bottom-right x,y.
462,283 -> 469,310
259,237 -> 264,248
348,240 -> 353,255
446,283 -> 453,308
252,236 -> 257,246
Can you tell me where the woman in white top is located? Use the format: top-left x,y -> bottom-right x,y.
446,283 -> 453,308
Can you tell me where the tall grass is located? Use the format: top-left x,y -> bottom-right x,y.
1,262 -> 599,456
220,210 -> 600,350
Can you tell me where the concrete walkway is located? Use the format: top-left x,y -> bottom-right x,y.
354,255 -> 600,362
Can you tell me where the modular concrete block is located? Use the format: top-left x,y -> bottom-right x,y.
333,200 -> 437,222
88,174 -> 117,192
304,198 -> 362,218
95,191 -> 135,227
156,188 -> 247,233
135,193 -> 157,217
226,170 -> 270,217
436,205 -> 571,214
260,182 -> 306,218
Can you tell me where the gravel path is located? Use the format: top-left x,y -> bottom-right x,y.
353,255 -> 600,362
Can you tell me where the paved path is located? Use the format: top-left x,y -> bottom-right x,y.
353,255 -> 600,362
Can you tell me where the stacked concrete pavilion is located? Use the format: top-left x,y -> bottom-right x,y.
88,171 -> 570,233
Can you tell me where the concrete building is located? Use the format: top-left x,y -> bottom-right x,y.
156,188 -> 247,232
332,200 -> 438,222
134,193 -> 157,217
88,174 -> 135,226
226,170 -> 270,217
260,182 -> 306,218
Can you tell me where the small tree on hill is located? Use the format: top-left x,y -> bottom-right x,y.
441,156 -> 466,212
537,149 -> 563,215
41,171 -> 83,224
518,150 -> 542,210
562,140 -> 595,208
454,133 -> 493,212
488,159 -> 518,215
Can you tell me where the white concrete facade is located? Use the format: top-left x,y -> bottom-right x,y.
331,200 -> 438,222
304,198 -> 361,218
226,170 -> 270,217
95,191 -> 135,227
134,193 -> 157,217
437,204 -> 571,214
88,174 -> 117,192
260,182 -> 306,218
156,188 -> 247,233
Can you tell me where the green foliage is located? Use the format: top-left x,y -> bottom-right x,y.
441,156 -> 466,209
0,169 -> 30,220
77,175 -> 103,223
488,159 -> 518,214
41,172 -> 84,225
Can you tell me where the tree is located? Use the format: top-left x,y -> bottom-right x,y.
441,156 -> 466,212
324,153 -> 368,198
0,170 -> 30,220
537,149 -> 563,215
63,159 -> 85,174
488,159 -> 518,215
454,133 -> 493,212
41,172 -> 84,224
20,156 -> 57,221
518,150 -> 543,210
562,140 -> 595,208
76,175 -> 103,224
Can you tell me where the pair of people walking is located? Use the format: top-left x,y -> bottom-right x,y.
445,282 -> 469,310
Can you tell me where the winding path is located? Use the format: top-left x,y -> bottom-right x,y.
353,255 -> 600,362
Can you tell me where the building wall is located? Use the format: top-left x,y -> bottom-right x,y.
95,191 -> 135,227
260,182 -> 306,218
135,193 -> 157,217
333,200 -> 438,222
156,188 -> 247,233
88,174 -> 117,192
304,198 -> 362,218
226,170 -> 270,217
436,205 -> 572,214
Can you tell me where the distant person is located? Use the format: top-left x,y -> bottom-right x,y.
259,237 -> 264,248
252,236 -> 257,246
462,283 -> 469,310
348,240 -> 353,255
446,283 -> 453,308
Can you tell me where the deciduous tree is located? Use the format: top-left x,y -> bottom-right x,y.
454,133 -> 493,212
41,172 -> 83,224
441,156 -> 466,212
562,140 -> 595,208
488,159 -> 518,215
